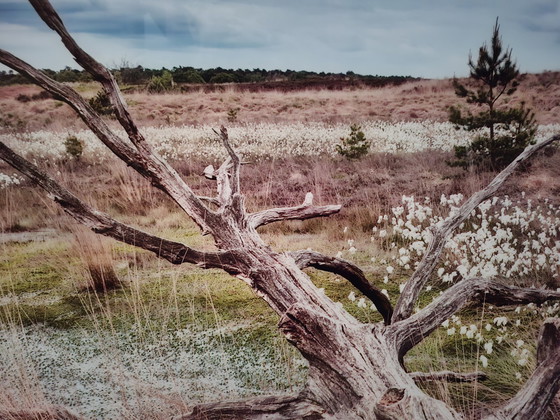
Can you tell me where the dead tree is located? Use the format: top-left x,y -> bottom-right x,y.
1,1 -> 560,419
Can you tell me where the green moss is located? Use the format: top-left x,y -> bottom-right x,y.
0,295 -> 88,328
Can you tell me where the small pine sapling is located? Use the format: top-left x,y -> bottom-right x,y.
336,124 -> 370,159
448,18 -> 537,170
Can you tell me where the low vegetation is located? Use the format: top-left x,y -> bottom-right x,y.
1,127 -> 559,416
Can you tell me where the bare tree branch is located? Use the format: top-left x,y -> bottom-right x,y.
1,1 -> 217,233
483,318 -> 560,420
0,141 -> 232,271
410,370 -> 487,383
248,193 -> 342,229
290,249 -> 393,324
28,0 -> 146,151
392,133 -> 560,323
0,49 -> 143,171
393,277 -> 560,358
214,125 -> 241,196
175,394 -> 324,420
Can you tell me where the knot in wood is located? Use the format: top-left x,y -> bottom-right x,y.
379,388 -> 405,406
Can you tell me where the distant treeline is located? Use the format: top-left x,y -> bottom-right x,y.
0,65 -> 417,91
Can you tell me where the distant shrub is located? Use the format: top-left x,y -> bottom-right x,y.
178,70 -> 206,84
227,108 -> 239,123
119,65 -> 149,85
16,91 -> 53,103
16,94 -> 31,102
88,90 -> 114,116
209,72 -> 237,84
336,124 -> 370,159
147,70 -> 174,93
32,90 -> 53,100
64,135 -> 83,160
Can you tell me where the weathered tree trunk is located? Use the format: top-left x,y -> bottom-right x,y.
1,1 -> 560,419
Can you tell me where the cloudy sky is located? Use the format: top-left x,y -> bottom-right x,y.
0,0 -> 559,78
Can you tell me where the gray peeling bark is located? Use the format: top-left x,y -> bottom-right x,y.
1,1 -> 560,419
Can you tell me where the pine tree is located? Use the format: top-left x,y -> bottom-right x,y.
449,18 -> 537,170
336,124 -> 370,159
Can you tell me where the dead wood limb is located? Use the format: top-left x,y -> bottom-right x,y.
248,193 -> 341,229
0,142 -> 231,271
0,49 -> 142,170
214,125 -> 241,195
483,318 -> 560,420
174,394 -> 324,420
410,370 -> 487,383
1,1 -> 215,233
290,249 -> 393,324
392,133 -> 560,324
29,0 -> 146,151
393,277 -> 560,358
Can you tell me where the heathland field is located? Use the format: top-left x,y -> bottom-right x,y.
1,74 -> 560,418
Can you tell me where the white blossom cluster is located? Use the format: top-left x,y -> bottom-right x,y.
0,172 -> 23,189
1,122 -> 558,163
440,300 -> 560,375
365,194 -> 560,287
344,194 -> 559,373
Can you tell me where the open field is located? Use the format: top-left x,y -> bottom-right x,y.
1,76 -> 560,419
1,71 -> 559,132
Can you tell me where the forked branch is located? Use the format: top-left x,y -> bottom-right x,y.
393,277 -> 560,357
0,142 -> 232,271
290,249 -> 393,324
0,50 -> 143,171
392,133 -> 560,323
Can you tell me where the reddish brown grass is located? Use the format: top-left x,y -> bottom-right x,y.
0,72 -> 558,133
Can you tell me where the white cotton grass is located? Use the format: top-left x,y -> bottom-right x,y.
2,122 -> 558,163
0,172 -> 23,188
373,194 -> 560,287
340,190 -> 560,385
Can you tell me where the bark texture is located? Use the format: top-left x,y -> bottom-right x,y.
1,1 -> 560,419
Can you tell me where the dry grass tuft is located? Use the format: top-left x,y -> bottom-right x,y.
70,226 -> 122,293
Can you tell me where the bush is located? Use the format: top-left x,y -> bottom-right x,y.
147,70 -> 174,93
336,124 -> 370,159
16,94 -> 31,102
209,72 -> 237,84
88,90 -> 114,116
64,135 -> 83,160
227,108 -> 239,123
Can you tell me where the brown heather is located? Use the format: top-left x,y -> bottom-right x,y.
0,72 -> 558,132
